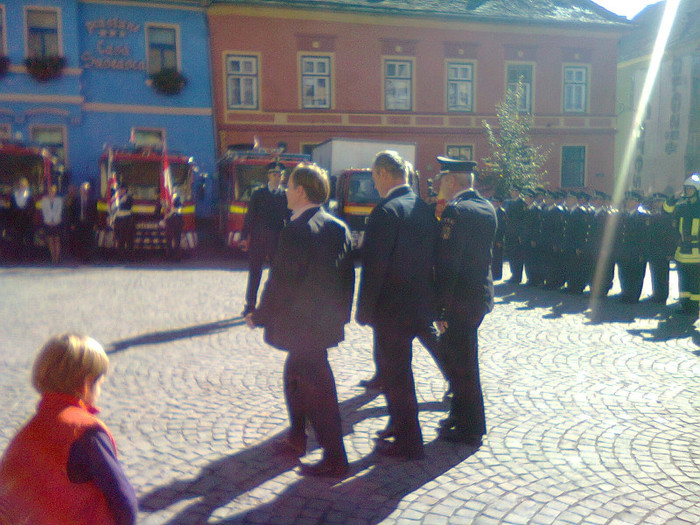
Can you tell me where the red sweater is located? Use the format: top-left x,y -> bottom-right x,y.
0,393 -> 118,525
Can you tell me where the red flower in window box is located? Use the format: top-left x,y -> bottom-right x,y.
0,56 -> 10,78
24,55 -> 66,82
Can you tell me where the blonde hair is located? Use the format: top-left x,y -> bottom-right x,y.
32,333 -> 109,396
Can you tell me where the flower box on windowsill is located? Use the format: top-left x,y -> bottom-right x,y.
25,55 -> 66,82
150,68 -> 187,96
0,56 -> 10,79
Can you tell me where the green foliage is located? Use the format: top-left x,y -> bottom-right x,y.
481,79 -> 548,196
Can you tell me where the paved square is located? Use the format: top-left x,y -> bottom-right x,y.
1,259 -> 699,524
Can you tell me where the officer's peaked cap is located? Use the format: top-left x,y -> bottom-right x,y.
436,156 -> 477,173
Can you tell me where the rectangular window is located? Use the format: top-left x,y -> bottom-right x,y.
301,56 -> 331,109
446,145 -> 474,161
447,62 -> 474,112
563,66 -> 588,113
507,64 -> 533,113
26,8 -> 59,57
561,146 -> 586,188
147,25 -> 178,74
385,59 -> 412,111
132,128 -> 164,147
226,54 -> 258,110
31,126 -> 65,161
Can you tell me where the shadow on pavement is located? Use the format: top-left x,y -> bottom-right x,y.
106,317 -> 246,354
627,309 -> 700,346
138,392 -> 468,525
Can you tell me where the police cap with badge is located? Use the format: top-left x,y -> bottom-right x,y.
434,156 -> 478,181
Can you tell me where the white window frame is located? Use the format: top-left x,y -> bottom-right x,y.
507,63 -> 534,114
384,58 -> 413,111
446,61 -> 474,113
132,128 -> 165,147
301,55 -> 331,109
563,65 -> 588,113
226,54 -> 259,110
145,23 -> 180,75
24,6 -> 62,58
446,145 -> 474,161
30,125 -> 66,162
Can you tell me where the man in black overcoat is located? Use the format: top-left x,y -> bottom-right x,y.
357,150 -> 438,460
241,162 -> 290,315
434,157 -> 497,447
67,182 -> 97,262
247,163 -> 355,477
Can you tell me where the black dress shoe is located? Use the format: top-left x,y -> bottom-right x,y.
375,425 -> 395,440
358,376 -> 383,390
299,458 -> 348,477
374,438 -> 424,460
438,427 -> 483,447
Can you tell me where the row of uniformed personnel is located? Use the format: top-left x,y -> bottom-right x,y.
495,185 -> 679,305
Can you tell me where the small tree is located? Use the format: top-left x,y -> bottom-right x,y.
481,79 -> 548,196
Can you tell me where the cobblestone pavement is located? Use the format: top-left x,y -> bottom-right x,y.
1,255 -> 699,524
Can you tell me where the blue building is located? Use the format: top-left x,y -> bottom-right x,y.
0,0 -> 216,215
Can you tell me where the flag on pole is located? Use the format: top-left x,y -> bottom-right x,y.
160,140 -> 173,206
107,147 -> 118,206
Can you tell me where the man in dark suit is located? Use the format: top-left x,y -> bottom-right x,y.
246,162 -> 355,477
241,162 -> 290,316
434,157 -> 497,447
67,182 -> 97,262
357,150 -> 438,460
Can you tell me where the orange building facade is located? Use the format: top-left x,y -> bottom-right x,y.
208,2 -> 627,194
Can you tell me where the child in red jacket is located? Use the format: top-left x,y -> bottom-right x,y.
0,333 -> 137,525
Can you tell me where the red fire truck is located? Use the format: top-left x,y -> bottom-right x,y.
0,140 -> 67,245
331,167 -> 421,250
95,145 -> 198,252
217,148 -> 309,250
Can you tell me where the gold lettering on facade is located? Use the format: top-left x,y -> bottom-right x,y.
82,17 -> 145,71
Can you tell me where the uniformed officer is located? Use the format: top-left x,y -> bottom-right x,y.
434,156 -> 496,447
647,192 -> 678,304
664,174 -> 700,314
241,162 -> 290,316
523,187 -> 545,287
504,186 -> 526,284
541,190 -> 566,289
562,191 -> 588,294
490,194 -> 507,281
615,191 -> 650,303
110,183 -> 134,258
589,190 -> 615,297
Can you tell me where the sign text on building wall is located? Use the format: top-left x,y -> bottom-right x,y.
81,17 -> 146,71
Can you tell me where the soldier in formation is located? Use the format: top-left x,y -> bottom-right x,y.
501,185 -> 682,307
